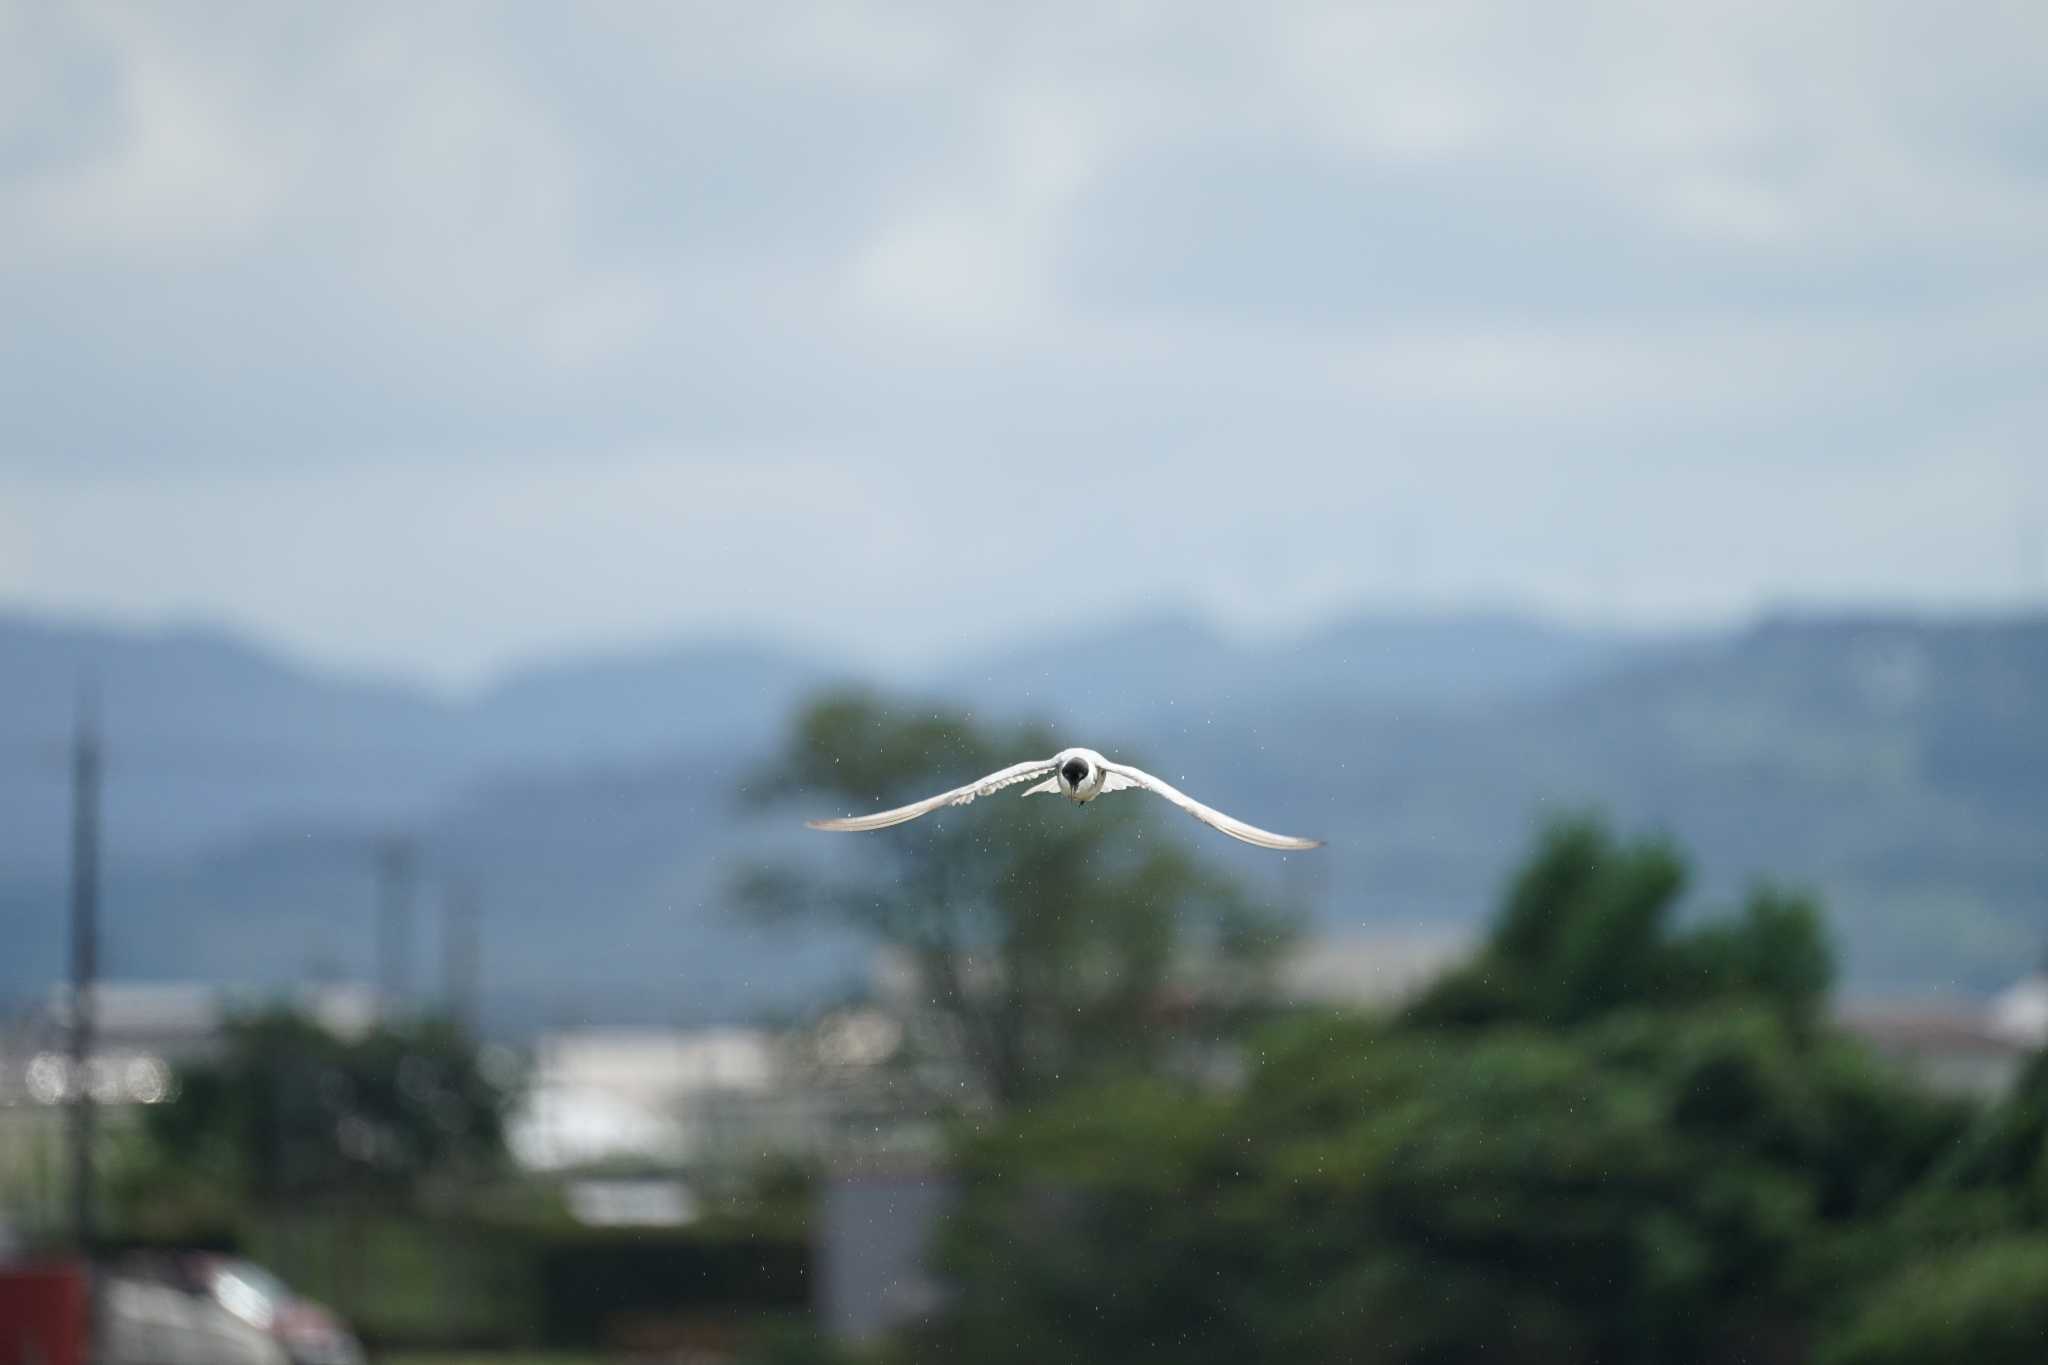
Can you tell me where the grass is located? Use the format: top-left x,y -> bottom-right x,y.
243,1215 -> 538,1345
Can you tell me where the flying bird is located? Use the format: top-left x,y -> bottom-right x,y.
805,746 -> 1322,851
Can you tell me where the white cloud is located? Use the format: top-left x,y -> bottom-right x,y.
845,74 -> 1131,335
537,270 -> 668,374
5,3 -> 284,259
1,0 -> 2045,676
848,198 -> 1045,333
1659,172 -> 1804,245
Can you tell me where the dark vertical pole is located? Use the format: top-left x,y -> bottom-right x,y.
67,688 -> 101,1257
444,879 -> 480,1034
376,836 -> 416,1022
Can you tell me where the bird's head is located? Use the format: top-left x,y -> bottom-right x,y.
1057,750 -> 1095,794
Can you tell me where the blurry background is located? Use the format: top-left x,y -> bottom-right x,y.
2,3 -> 2047,1363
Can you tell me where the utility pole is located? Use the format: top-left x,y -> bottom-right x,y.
443,879 -> 481,1034
67,689 -> 101,1258
375,836 -> 416,1023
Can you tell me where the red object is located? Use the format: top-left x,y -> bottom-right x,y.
0,1261 -> 88,1365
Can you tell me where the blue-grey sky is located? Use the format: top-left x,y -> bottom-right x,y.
3,1 -> 2045,685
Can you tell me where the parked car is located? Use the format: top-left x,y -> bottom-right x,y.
99,1270 -> 287,1365
180,1256 -> 364,1365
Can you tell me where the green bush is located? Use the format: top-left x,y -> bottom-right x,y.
934,1006 -> 1952,1365
921,817 -> 1980,1365
531,1228 -> 809,1348
1817,1236 -> 2048,1365
246,1215 -> 538,1350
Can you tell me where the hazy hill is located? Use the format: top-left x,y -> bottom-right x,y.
0,613 -> 465,876
467,637 -> 837,770
937,606 -> 1642,728
0,612 -> 831,878
1128,611 -> 2048,996
3,606 -> 2043,1029
0,605 -> 1632,877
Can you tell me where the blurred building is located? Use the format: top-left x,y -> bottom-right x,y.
1837,991 -> 2041,1099
506,1010 -> 919,1198
0,980 -> 379,1110
1987,971 -> 2048,1049
509,1027 -> 780,1172
1273,929 -> 1475,1010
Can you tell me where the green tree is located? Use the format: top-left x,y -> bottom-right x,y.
1816,1236 -> 2048,1365
1935,1048 -> 2048,1214
738,691 -> 1295,1109
1407,814 -> 1834,1030
930,1003 -> 1963,1365
914,818 -> 1966,1365
129,1010 -> 514,1219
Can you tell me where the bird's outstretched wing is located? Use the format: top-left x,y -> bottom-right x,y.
1098,760 -> 1323,850
806,758 -> 1058,832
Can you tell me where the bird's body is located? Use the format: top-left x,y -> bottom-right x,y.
806,745 -> 1321,851
1047,746 -> 1109,800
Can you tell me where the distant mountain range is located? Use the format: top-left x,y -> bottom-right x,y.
0,613 -> 837,876
2,605 -> 2043,1031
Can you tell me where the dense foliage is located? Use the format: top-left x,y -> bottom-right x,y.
120,1011 -> 512,1226
1406,816 -> 1834,1030
905,817 -> 2048,1365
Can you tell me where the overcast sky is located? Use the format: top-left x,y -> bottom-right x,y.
3,1 -> 2044,686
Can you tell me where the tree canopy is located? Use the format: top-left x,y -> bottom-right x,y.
1406,814 -> 1835,1030
122,1010 -> 513,1228
738,691 -> 1296,1109
904,815 -> 2048,1365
